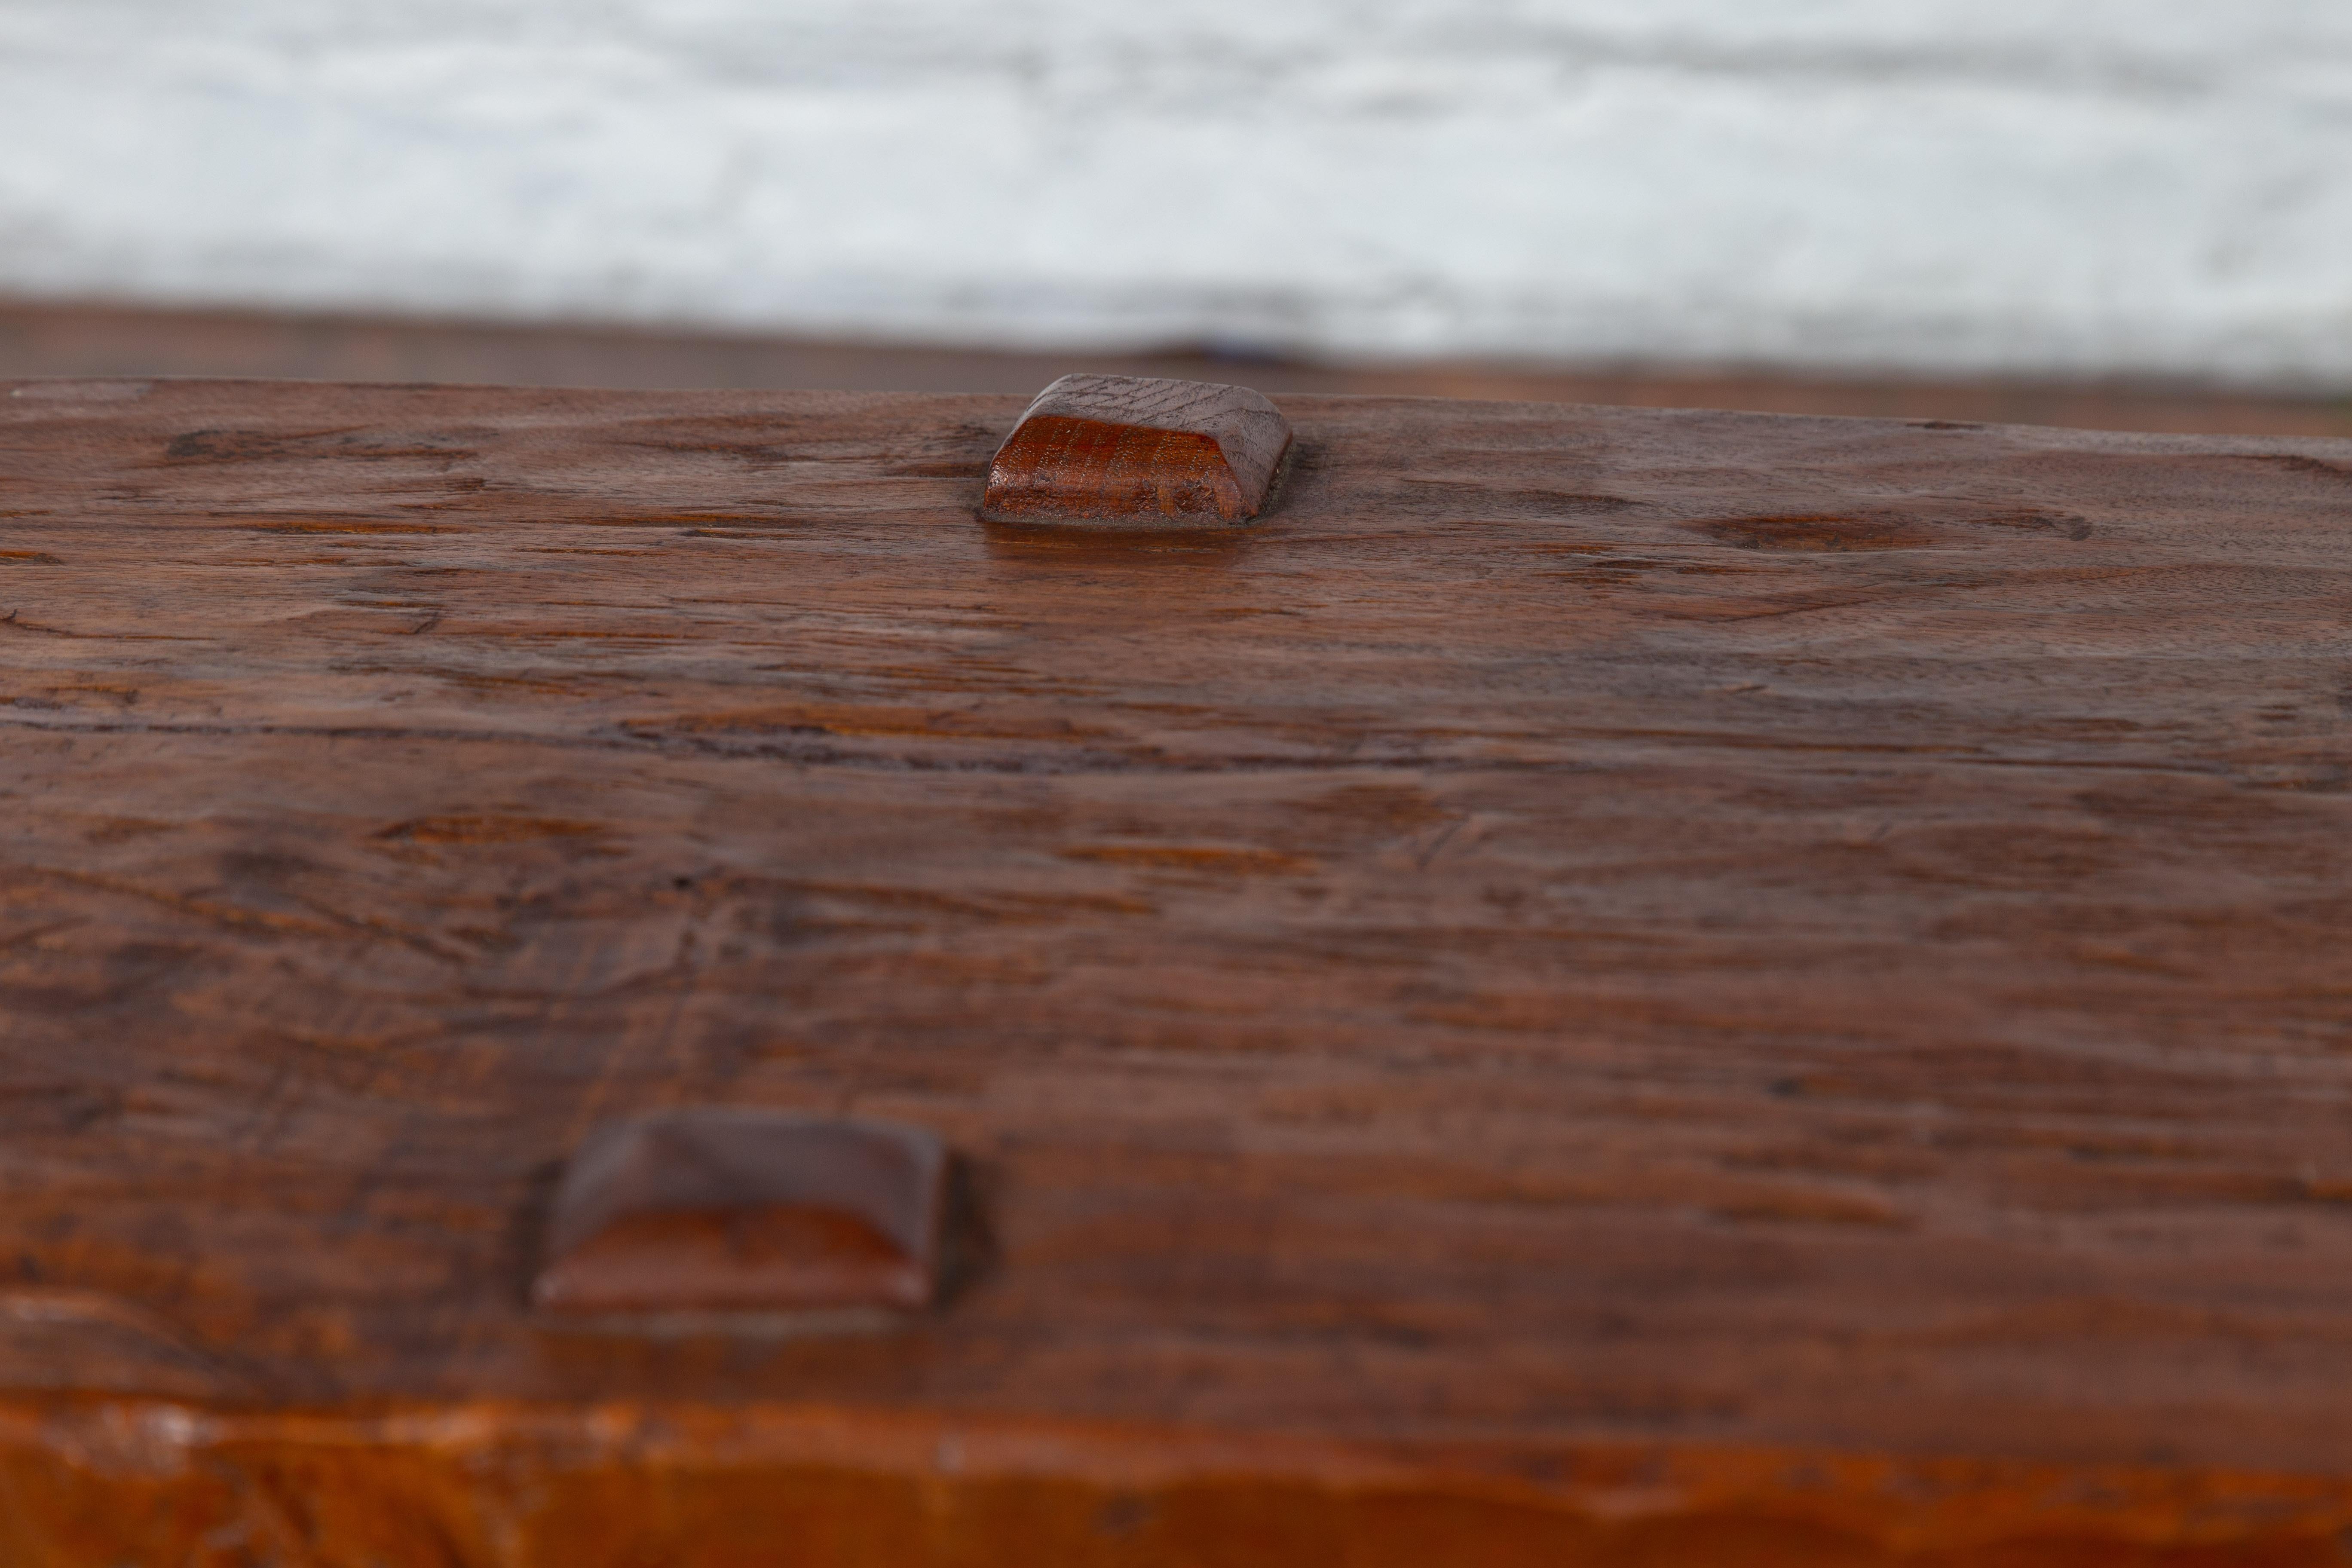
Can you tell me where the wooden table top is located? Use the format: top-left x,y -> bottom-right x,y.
5,376 -> 2352,1564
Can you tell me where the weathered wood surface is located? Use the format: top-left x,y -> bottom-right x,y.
5,376 -> 2352,1562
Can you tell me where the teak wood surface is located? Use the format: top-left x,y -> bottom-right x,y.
4,377 -> 2352,1564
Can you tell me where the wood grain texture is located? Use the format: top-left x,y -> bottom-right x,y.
5,376 -> 2352,1561
980,374 -> 1291,524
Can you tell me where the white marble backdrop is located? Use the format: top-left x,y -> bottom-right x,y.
3,1 -> 2349,382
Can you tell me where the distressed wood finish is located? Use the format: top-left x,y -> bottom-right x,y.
5,377 -> 2352,1562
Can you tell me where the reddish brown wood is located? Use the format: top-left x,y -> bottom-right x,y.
15,297 -> 2352,440
532,1109 -> 949,1318
5,376 -> 2352,1560
979,373 -> 1292,523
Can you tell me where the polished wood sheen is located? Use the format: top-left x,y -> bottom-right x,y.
4,376 -> 2352,1562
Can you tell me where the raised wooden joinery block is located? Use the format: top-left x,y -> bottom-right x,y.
980,373 -> 1292,525
532,1109 -> 949,1319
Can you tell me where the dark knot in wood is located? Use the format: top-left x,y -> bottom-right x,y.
980,374 -> 1292,526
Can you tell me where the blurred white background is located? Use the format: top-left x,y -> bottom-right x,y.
5,0 -> 2351,387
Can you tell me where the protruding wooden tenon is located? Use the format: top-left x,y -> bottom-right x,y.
532,1109 -> 950,1323
980,373 -> 1292,525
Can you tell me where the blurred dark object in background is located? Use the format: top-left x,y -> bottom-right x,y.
6,299 -> 2346,440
